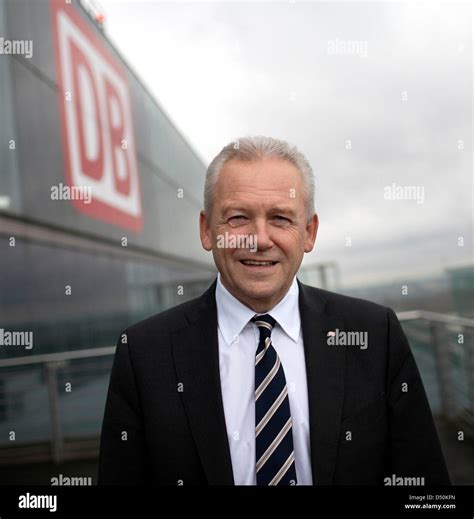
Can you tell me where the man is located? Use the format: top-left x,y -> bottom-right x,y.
98,136 -> 450,485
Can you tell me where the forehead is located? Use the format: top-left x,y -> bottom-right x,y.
216,157 -> 303,193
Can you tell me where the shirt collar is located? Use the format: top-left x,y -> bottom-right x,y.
215,272 -> 301,346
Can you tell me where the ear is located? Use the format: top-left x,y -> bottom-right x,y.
304,213 -> 319,253
199,210 -> 212,251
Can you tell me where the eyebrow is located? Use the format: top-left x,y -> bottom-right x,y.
222,205 -> 297,217
270,206 -> 297,217
222,205 -> 249,215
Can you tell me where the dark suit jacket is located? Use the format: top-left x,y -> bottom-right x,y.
98,278 -> 450,485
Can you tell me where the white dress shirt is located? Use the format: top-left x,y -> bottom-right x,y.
215,272 -> 313,485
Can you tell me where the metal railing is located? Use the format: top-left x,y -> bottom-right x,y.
398,311 -> 474,433
0,311 -> 472,466
0,348 -> 114,465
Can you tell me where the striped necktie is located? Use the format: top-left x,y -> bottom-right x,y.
251,314 -> 297,485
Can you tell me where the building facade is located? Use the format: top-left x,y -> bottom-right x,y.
0,0 -> 216,360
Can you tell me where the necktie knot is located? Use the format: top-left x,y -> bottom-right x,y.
251,314 -> 276,340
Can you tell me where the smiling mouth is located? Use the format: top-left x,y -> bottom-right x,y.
239,260 -> 278,266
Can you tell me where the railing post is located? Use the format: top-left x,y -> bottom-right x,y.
431,323 -> 457,419
319,264 -> 328,290
465,328 -> 474,412
45,362 -> 64,464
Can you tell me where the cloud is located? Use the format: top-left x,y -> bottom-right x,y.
102,0 -> 472,285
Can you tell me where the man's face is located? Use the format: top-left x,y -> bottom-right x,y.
200,157 -> 319,312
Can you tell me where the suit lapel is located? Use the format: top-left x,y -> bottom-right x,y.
171,279 -> 234,485
298,279 -> 346,485
171,277 -> 345,485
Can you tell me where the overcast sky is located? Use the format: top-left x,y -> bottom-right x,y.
99,0 -> 472,287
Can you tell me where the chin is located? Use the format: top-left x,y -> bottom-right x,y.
239,283 -> 281,300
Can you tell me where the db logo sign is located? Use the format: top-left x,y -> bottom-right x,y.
51,0 -> 143,231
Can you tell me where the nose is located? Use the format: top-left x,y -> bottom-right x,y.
252,218 -> 274,251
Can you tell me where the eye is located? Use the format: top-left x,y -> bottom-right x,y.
228,215 -> 248,225
273,215 -> 290,222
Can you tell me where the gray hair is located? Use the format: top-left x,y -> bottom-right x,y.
204,136 -> 315,223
